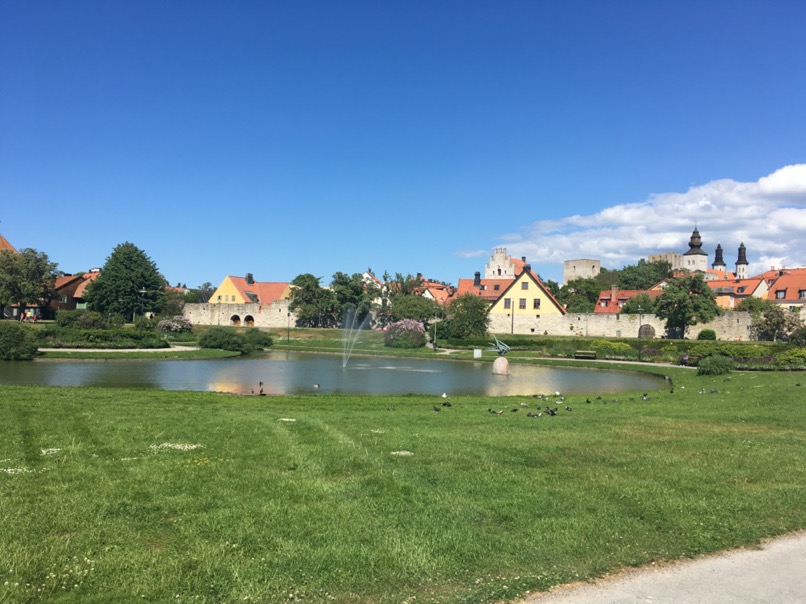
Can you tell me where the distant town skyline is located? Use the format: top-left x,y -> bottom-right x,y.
2,2 -> 805,286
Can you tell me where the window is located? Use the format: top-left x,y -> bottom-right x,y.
59,295 -> 68,304
519,298 -> 526,309
493,284 -> 500,291
776,290 -> 786,299
600,301 -> 607,307
521,282 -> 528,290
217,295 -> 221,301
504,298 -> 511,309
799,290 -> 806,299
533,298 -> 541,309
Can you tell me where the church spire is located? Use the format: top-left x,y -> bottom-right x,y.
735,242 -> 748,280
712,243 -> 726,268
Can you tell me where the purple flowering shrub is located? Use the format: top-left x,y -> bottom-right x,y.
384,319 -> 426,349
157,316 -> 193,333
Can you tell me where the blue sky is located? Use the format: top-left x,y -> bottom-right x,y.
2,1 -> 805,288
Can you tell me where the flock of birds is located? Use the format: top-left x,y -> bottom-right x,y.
425,389 -> 664,419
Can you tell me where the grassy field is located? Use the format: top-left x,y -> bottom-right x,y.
1,366 -> 804,603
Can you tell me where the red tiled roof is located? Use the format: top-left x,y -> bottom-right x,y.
766,272 -> 806,302
454,278 -> 508,301
0,233 -> 18,254
54,274 -> 84,291
228,276 -> 290,304
74,272 -> 101,298
594,288 -> 663,314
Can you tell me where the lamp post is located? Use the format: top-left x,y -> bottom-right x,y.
138,288 -> 147,322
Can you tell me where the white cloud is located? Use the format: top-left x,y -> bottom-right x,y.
497,164 -> 806,281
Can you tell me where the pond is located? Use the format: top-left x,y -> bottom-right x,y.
0,352 -> 666,396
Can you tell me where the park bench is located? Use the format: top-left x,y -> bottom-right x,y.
574,350 -> 597,359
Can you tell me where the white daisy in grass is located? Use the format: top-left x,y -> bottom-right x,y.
149,443 -> 204,453
390,450 -> 414,457
1,467 -> 32,475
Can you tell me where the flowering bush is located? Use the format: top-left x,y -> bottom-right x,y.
384,319 -> 426,349
157,316 -> 193,333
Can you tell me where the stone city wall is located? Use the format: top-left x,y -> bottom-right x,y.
488,311 -> 757,340
184,301 -> 295,329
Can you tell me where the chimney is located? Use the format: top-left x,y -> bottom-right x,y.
521,256 -> 526,263
246,273 -> 254,285
473,272 -> 481,287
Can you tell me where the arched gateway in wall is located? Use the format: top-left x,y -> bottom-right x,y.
230,315 -> 241,326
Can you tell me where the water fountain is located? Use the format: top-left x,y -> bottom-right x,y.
341,307 -> 371,368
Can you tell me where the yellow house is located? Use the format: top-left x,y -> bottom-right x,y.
210,275 -> 291,305
488,267 -> 566,318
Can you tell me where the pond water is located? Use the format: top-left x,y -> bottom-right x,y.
0,352 -> 666,396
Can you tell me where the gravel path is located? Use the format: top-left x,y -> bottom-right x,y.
520,531 -> 806,604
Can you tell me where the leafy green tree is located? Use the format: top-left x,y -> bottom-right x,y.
445,293 -> 490,339
0,248 -> 59,318
330,272 -> 377,326
749,305 -> 804,342
735,296 -> 775,316
620,293 -> 656,315
617,259 -> 672,290
594,267 -> 620,288
84,242 -> 166,321
558,277 -> 602,313
654,274 -> 722,338
389,294 -> 437,323
288,274 -> 338,327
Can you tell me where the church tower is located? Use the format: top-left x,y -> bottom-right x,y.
683,226 -> 708,273
735,242 -> 749,280
712,243 -> 727,278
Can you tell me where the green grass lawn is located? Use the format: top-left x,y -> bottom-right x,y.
1,367 -> 804,603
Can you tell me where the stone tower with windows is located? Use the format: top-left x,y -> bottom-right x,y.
683,226 -> 708,273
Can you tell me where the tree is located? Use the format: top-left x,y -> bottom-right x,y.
389,294 -> 437,323
330,272 -> 376,326
749,305 -> 804,342
558,277 -> 603,313
617,259 -> 672,290
654,274 -> 722,338
619,293 -> 656,315
445,293 -> 490,338
288,274 -> 338,327
0,321 -> 38,360
735,297 -> 775,316
84,242 -> 166,321
0,248 -> 59,318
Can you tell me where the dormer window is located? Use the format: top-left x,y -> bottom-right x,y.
493,284 -> 500,291
775,290 -> 786,299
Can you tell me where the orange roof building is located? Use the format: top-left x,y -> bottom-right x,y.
0,233 -> 18,254
594,286 -> 663,314
210,275 -> 291,305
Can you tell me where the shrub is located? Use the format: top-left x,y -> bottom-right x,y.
589,340 -> 636,360
384,320 -> 426,349
56,309 -> 122,330
774,348 -> 806,369
696,354 -> 735,375
0,321 -> 39,360
697,329 -> 717,340
243,329 -> 273,350
157,316 -> 194,333
199,328 -> 249,354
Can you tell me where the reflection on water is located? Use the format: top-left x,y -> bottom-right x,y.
0,351 -> 666,396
